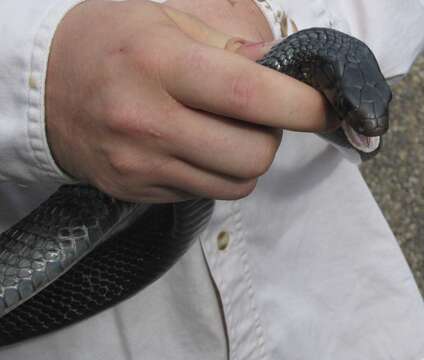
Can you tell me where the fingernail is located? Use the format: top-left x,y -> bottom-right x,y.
260,39 -> 283,53
243,40 -> 266,48
235,39 -> 283,60
242,39 -> 282,54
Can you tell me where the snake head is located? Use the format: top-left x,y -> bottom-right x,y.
339,52 -> 393,137
337,79 -> 392,153
337,84 -> 391,153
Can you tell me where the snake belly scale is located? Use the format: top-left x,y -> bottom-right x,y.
0,28 -> 391,346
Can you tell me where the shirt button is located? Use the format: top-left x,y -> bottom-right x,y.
217,231 -> 230,251
29,75 -> 37,89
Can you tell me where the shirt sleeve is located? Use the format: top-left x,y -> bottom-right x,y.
0,0 -> 86,185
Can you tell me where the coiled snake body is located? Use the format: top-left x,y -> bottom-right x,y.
0,28 -> 392,345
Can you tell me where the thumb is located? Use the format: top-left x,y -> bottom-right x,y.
162,5 -> 279,61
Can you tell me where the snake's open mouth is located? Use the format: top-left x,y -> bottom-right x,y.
341,121 -> 380,153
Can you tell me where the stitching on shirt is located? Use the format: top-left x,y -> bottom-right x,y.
232,202 -> 268,359
27,3 -> 58,181
289,17 -> 298,33
280,11 -> 288,38
28,0 -> 84,183
201,225 -> 240,360
216,235 -> 241,360
255,0 -> 274,12
199,231 -> 233,360
112,308 -> 135,360
231,201 -> 269,360
254,0 -> 285,40
254,1 -> 299,40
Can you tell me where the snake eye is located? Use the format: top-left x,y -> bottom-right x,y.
337,86 -> 360,114
339,96 -> 355,114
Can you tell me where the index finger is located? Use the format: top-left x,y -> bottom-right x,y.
164,41 -> 335,132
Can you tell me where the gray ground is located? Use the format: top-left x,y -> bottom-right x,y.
360,55 -> 424,297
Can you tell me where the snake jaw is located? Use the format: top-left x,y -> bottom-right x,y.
342,111 -> 388,154
341,121 -> 380,153
342,107 -> 388,154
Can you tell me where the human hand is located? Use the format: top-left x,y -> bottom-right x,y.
46,0 -> 334,203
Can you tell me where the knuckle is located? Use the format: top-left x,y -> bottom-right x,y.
135,117 -> 164,141
241,133 -> 281,178
93,176 -> 132,202
108,151 -> 135,177
106,101 -> 168,141
243,158 -> 270,178
105,101 -> 139,133
227,179 -> 257,200
107,151 -> 169,184
253,156 -> 273,177
255,133 -> 281,175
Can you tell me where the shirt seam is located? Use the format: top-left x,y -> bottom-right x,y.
216,231 -> 241,360
201,225 -> 241,360
27,0 -> 85,183
254,0 -> 286,40
231,201 -> 269,360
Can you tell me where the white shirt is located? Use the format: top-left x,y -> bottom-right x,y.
0,0 -> 423,359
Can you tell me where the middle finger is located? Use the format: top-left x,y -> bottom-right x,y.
163,104 -> 283,179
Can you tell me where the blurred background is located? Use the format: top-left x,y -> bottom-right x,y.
360,54 -> 424,297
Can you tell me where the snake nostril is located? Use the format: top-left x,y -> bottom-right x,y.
353,119 -> 380,136
347,111 -> 389,137
357,126 -> 365,134
359,118 -> 388,137
365,119 -> 378,132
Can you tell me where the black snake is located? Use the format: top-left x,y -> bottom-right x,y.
0,28 -> 392,346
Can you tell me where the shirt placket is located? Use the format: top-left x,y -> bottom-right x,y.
200,200 -> 269,360
199,2 -> 351,360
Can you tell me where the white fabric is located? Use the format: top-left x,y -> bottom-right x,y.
256,0 -> 424,78
0,0 -> 84,184
0,0 -> 424,359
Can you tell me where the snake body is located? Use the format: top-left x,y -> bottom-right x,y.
0,28 -> 391,345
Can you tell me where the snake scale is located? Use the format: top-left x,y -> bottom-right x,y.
0,28 -> 392,345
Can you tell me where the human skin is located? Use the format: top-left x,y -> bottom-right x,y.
46,0 -> 336,203
165,0 -> 273,42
